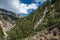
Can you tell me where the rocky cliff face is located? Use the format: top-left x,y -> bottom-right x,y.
0,9 -> 18,40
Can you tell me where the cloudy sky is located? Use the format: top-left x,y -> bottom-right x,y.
0,0 -> 46,16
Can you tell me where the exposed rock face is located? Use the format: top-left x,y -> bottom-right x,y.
25,23 -> 60,40
0,20 -> 15,39
34,7 -> 48,29
0,8 -> 18,40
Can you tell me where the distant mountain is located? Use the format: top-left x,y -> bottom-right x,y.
0,8 -> 20,18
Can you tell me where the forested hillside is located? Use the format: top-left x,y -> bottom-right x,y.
0,0 -> 60,40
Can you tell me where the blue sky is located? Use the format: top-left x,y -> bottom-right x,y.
0,0 -> 46,16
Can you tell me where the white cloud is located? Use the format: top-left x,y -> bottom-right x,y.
19,3 -> 28,14
19,3 -> 38,14
28,3 -> 38,10
0,0 -> 45,15
10,0 -> 38,14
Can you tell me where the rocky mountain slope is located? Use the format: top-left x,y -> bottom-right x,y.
0,0 -> 60,40
0,9 -> 19,40
25,23 -> 60,40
